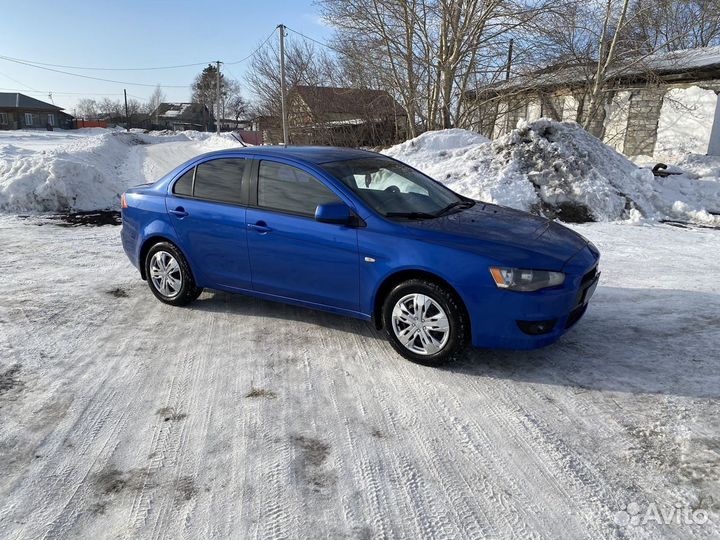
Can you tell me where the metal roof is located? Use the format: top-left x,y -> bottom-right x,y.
0,93 -> 63,110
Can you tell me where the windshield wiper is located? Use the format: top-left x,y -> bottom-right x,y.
385,211 -> 437,220
434,200 -> 475,217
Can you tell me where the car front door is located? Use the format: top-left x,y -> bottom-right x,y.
166,157 -> 252,289
245,159 -> 360,312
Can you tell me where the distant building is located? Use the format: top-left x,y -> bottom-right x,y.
252,115 -> 282,145
218,117 -> 253,131
465,45 -> 720,157
286,85 -> 407,147
0,92 -> 72,130
148,102 -> 214,131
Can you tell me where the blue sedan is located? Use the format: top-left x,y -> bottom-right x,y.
121,146 -> 600,365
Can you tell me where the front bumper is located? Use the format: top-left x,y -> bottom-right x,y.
467,246 -> 599,350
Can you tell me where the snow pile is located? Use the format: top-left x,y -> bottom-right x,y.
384,120 -> 720,224
674,154 -> 720,179
0,130 -> 239,212
385,128 -> 489,157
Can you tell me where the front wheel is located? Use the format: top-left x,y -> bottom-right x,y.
145,242 -> 202,306
382,279 -> 468,365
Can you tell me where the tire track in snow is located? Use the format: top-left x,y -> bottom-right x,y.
448,364 -> 621,539
2,296 -> 158,539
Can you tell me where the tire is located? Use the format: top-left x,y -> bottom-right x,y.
382,279 -> 468,365
144,241 -> 202,306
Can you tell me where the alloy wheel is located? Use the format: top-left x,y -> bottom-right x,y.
391,293 -> 450,355
149,251 -> 183,298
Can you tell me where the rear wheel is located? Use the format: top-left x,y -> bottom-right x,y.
145,242 -> 201,306
382,279 -> 468,365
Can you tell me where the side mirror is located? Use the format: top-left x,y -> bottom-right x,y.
315,202 -> 352,225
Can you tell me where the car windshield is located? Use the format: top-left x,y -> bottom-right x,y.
321,157 -> 471,219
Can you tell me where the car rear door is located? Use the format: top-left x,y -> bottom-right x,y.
245,159 -> 360,312
166,157 -> 252,289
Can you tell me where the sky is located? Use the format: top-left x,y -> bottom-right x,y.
0,0 -> 334,113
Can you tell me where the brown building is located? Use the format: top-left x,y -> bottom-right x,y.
285,85 -> 407,147
0,93 -> 71,130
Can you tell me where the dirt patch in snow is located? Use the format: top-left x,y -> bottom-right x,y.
95,467 -> 153,495
291,435 -> 333,490
107,287 -> 129,298
245,387 -> 277,399
0,364 -> 24,398
156,407 -> 187,422
50,210 -> 122,227
175,476 -> 199,502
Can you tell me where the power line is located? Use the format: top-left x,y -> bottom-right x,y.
0,71 -> 40,92
0,54 -> 210,71
0,87 -> 134,97
224,29 -> 277,65
0,55 -> 190,88
284,27 -> 342,54
0,29 -> 276,91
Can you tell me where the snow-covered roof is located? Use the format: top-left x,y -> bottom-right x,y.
154,102 -> 206,121
473,45 -> 720,96
645,45 -> 720,72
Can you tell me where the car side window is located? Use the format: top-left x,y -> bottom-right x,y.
173,167 -> 194,196
258,161 -> 341,216
192,158 -> 245,204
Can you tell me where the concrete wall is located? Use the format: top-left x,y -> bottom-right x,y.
622,88 -> 666,156
473,77 -> 720,157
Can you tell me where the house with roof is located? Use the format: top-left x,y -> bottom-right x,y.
286,85 -> 407,147
0,92 -> 71,130
464,45 -> 720,157
148,102 -> 214,131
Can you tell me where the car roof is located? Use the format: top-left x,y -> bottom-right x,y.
196,145 -> 381,165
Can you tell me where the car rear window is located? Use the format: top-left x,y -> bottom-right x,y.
192,158 -> 245,204
257,161 -> 340,216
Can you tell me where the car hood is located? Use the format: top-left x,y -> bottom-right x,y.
402,202 -> 589,269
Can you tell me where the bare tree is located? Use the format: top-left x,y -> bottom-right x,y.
627,0 -> 720,52
245,37 -> 337,117
147,85 -> 166,119
75,98 -> 98,119
319,0 -> 557,133
583,0 -> 632,130
226,93 -> 248,128
97,98 -> 123,118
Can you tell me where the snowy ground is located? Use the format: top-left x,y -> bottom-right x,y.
0,216 -> 719,539
1,128 -> 719,539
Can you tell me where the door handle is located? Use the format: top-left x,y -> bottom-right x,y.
169,207 -> 188,218
247,221 -> 272,234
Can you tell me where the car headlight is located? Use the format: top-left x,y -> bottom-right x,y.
489,267 -> 565,292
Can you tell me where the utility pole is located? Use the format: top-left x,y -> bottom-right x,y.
124,88 -> 130,132
278,23 -> 289,146
505,38 -> 514,81
216,60 -> 222,134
